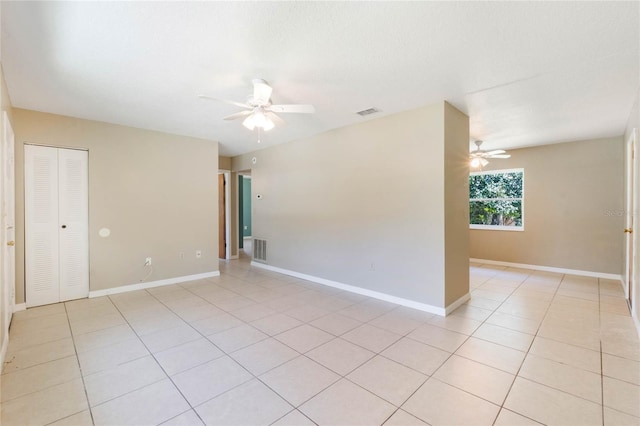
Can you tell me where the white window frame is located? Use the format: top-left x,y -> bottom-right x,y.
469,168 -> 524,231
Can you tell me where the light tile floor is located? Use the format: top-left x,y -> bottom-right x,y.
1,258 -> 639,425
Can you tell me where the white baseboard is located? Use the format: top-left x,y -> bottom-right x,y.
229,255 -> 239,260
445,293 -> 471,315
13,303 -> 26,312
251,262 -> 449,316
89,271 -> 220,298
1,329 -> 8,368
470,258 -> 622,281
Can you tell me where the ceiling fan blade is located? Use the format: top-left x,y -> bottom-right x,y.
488,154 -> 511,159
252,79 -> 273,104
269,104 -> 316,114
198,94 -> 251,109
266,111 -> 286,126
223,110 -> 253,121
485,149 -> 506,156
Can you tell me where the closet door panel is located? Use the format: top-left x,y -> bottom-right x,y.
58,148 -> 89,302
25,145 -> 60,307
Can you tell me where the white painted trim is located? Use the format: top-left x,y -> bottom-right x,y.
89,271 -> 220,298
228,255 -> 239,260
0,331 -> 8,370
225,171 -> 231,260
633,313 -> 640,340
445,292 -> 471,315
251,262 -> 447,316
470,258 -> 622,280
470,225 -> 524,232
471,167 -> 524,176
624,128 -> 638,327
13,303 -> 26,312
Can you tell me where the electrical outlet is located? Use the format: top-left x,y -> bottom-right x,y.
145,257 -> 152,266
195,250 -> 202,258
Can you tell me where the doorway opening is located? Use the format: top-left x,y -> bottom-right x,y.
218,171 -> 231,260
238,171 -> 252,259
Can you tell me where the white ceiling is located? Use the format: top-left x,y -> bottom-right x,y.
1,2 -> 638,156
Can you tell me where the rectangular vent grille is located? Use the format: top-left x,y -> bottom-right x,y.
253,238 -> 267,263
356,107 -> 380,116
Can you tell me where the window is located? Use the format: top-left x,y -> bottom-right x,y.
469,168 -> 524,230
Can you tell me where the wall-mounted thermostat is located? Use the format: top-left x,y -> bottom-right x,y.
252,157 -> 257,165
256,194 -> 263,200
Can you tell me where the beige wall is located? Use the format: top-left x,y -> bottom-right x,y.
13,109 -> 219,304
444,103 -> 470,305
218,156 -> 231,170
233,101 -> 469,309
470,137 -> 624,275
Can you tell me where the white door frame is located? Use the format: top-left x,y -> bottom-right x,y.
625,129 -> 638,310
25,144 -> 89,307
238,172 -> 252,258
1,111 -> 15,362
218,170 -> 232,260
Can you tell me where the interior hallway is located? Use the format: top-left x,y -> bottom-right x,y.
1,258 -> 639,425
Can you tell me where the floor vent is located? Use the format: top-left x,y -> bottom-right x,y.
253,238 -> 267,263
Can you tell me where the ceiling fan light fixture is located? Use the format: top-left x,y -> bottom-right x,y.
469,140 -> 509,168
260,116 -> 275,131
242,115 -> 256,130
242,110 -> 275,132
470,157 -> 489,168
201,78 -> 314,135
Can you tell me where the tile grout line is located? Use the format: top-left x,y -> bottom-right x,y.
147,274 -> 325,423
107,290 -> 212,425
467,266 -> 562,424
62,302 -> 97,426
381,266 -> 530,424
1,319 -> 92,421
190,273 -> 336,425
495,270 -> 622,423
491,270 -> 569,425
154,266 -> 437,423
449,268 -> 540,424
7,262 -> 634,425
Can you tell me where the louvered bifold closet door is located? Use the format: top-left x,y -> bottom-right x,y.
25,145 -> 60,307
58,148 -> 88,302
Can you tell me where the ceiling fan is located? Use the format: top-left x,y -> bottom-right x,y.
470,140 -> 511,168
199,79 -> 315,133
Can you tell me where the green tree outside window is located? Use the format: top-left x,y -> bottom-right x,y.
469,170 -> 523,228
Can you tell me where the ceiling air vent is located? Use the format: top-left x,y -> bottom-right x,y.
356,108 -> 380,116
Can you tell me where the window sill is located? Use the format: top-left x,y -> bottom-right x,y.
470,225 -> 524,232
